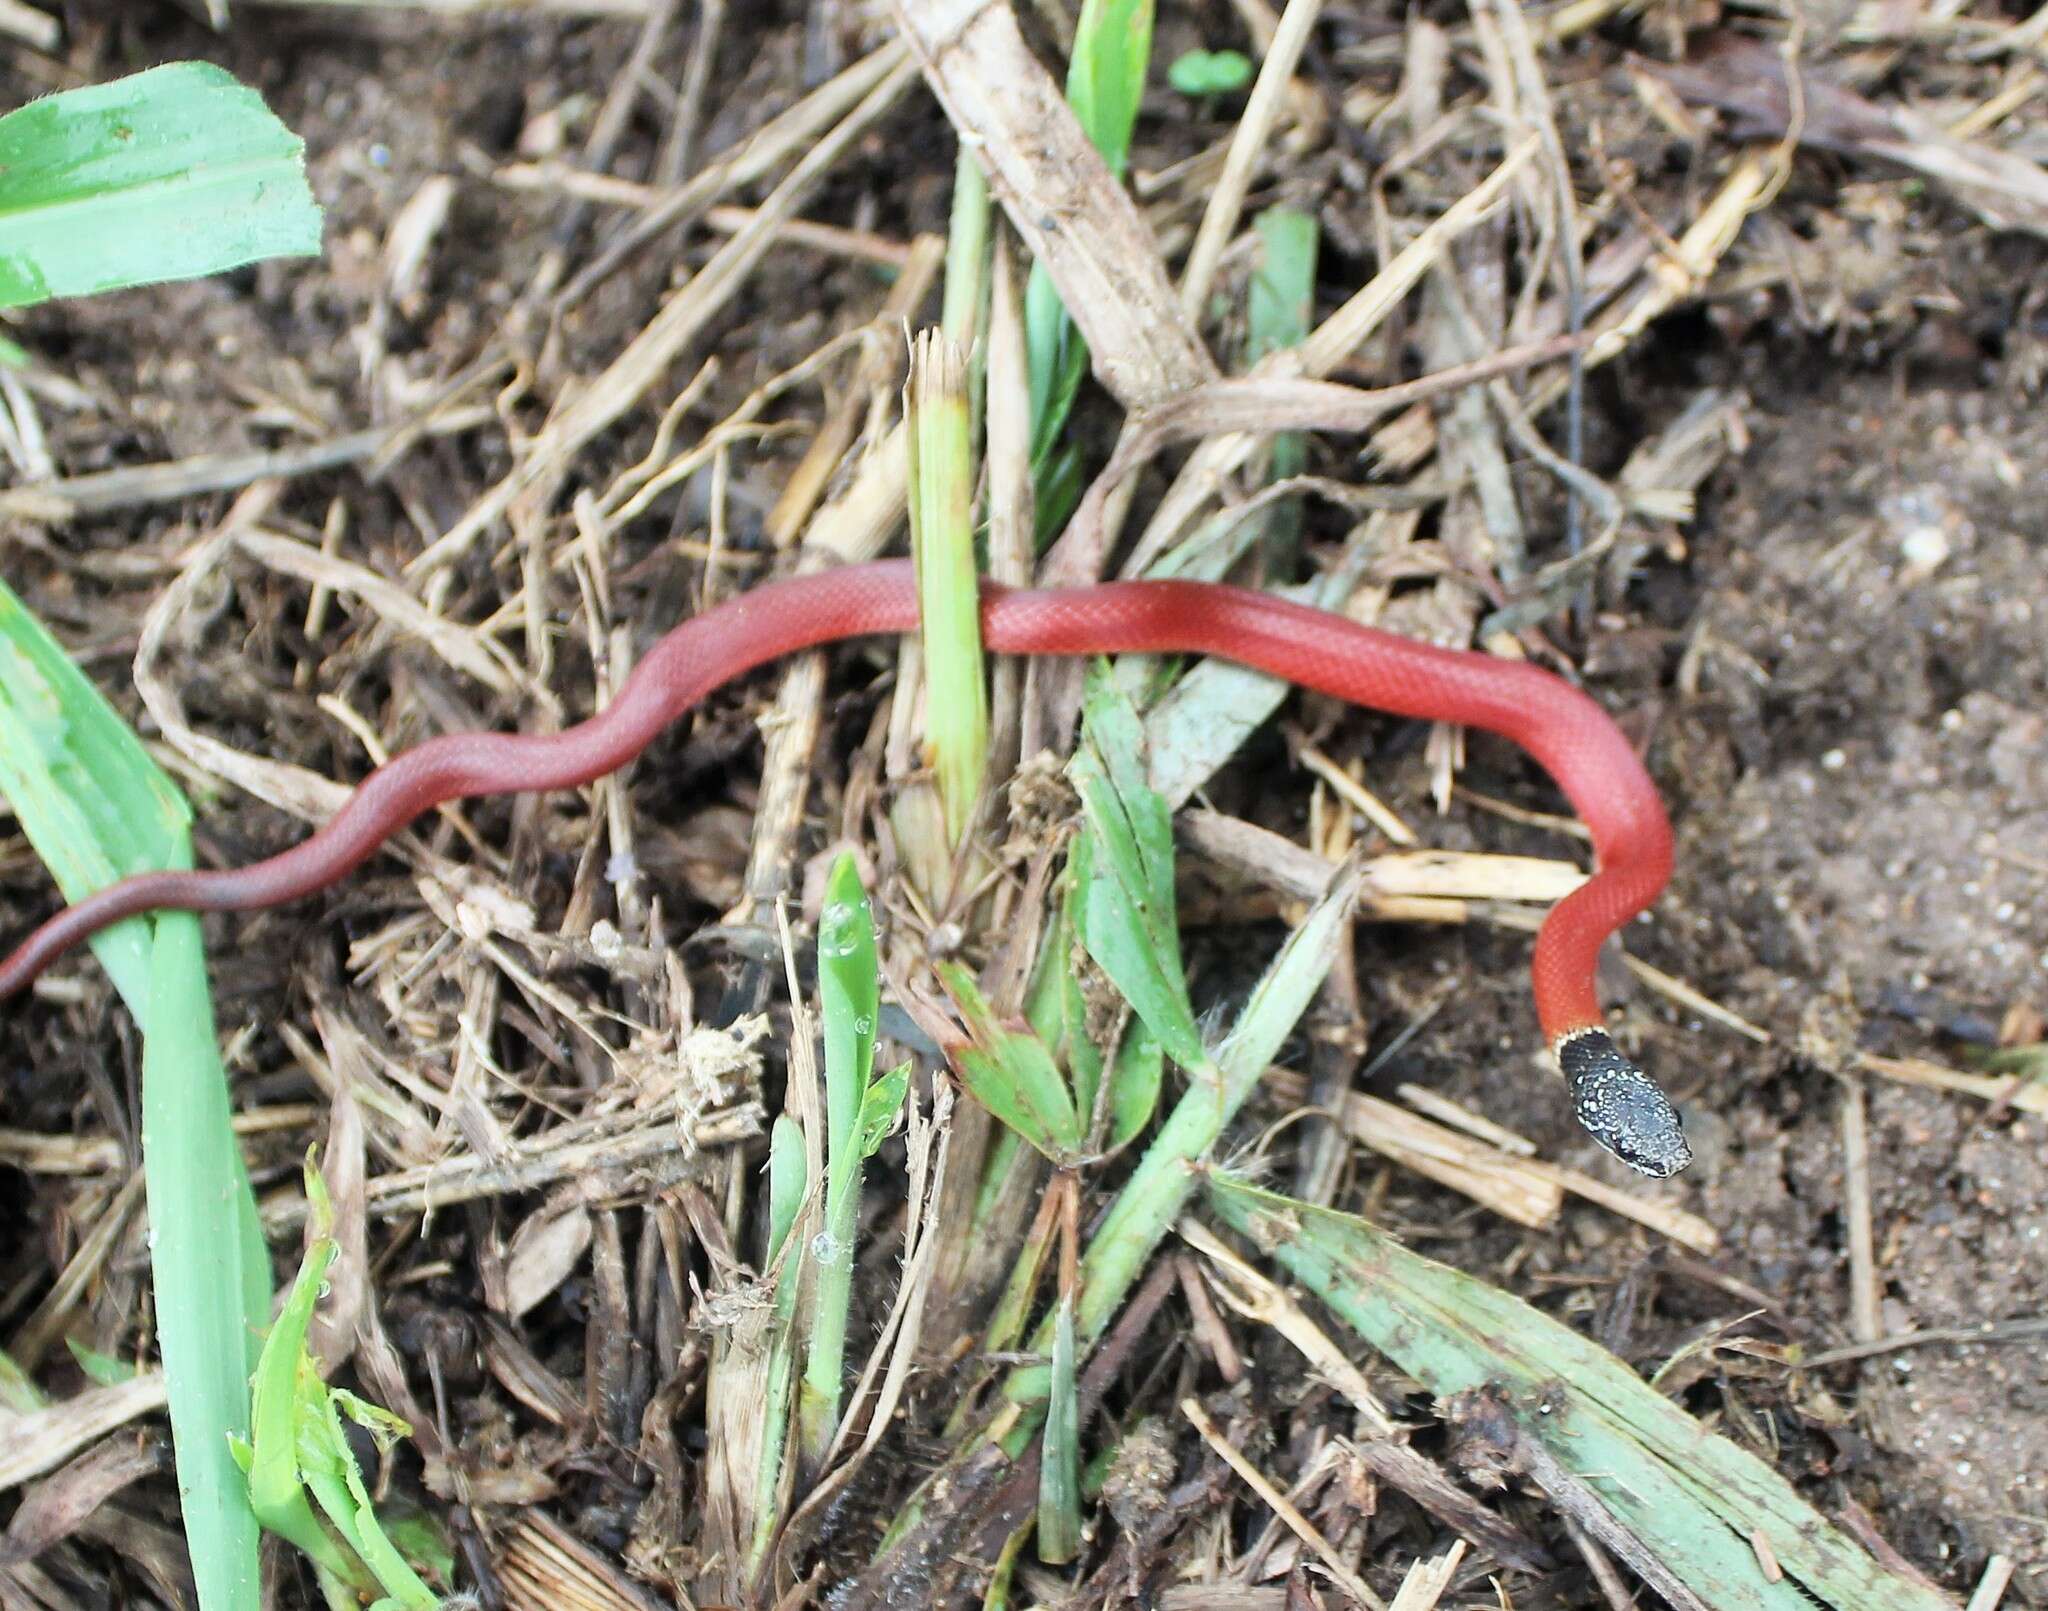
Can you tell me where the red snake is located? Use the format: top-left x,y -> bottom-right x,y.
0,558 -> 1690,1175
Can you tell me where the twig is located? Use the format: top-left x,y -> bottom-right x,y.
1182,1395 -> 1390,1611
891,0 -> 1217,411
1966,1553 -> 2016,1611
1841,1072 -> 1881,1344
1179,0 -> 1328,316
1801,1316 -> 2048,1368
410,51 -> 918,577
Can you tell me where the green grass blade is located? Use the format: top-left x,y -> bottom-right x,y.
1062,857 -> 1363,1351
798,854 -> 883,1471
0,580 -> 270,1611
1025,0 -> 1156,495
1035,1296 -> 1081,1564
0,578 -> 192,1022
818,853 -> 879,1170
1247,207 -> 1318,368
1069,665 -> 1207,1073
905,331 -> 989,847
0,62 -> 321,309
0,1349 -> 48,1411
144,916 -> 270,1611
1067,0 -> 1154,184
1246,207 -> 1319,566
1205,1178 -> 1955,1611
941,145 -> 991,348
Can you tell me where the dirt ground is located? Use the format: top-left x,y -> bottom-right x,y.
3,3 -> 2045,1608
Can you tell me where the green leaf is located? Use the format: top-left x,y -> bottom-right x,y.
245,1159 -> 439,1607
0,581 -> 269,1610
818,853 -> 879,1171
0,1349 -> 48,1412
1206,1177 -> 1957,1611
857,1061 -> 912,1159
247,1224 -> 353,1585
1067,0 -> 1155,182
1026,0 -> 1156,515
64,1339 -> 137,1386
1069,666 -> 1209,1074
937,962 -> 1083,1160
766,1114 -> 807,1267
145,914 -> 271,1611
1035,1296 -> 1082,1564
1167,48 -> 1253,96
0,62 -> 321,310
0,577 -> 192,1022
1248,207 -> 1319,366
1105,1018 -> 1162,1148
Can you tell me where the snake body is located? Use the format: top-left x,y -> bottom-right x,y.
0,559 -> 1690,1175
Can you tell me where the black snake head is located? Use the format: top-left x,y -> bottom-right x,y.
1557,1028 -> 1693,1178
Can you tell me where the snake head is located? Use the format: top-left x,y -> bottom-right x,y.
1557,1028 -> 1693,1178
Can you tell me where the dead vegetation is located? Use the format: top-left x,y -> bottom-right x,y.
2,2 -> 2046,1608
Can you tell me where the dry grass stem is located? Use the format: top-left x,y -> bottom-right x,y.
892,0 -> 1217,410
1182,1395 -> 1390,1611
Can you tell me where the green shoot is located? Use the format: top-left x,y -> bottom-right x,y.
240,1157 -> 439,1609
0,581 -> 271,1611
1167,49 -> 1254,96
1036,1293 -> 1082,1563
905,330 -> 989,849
0,63 -> 320,308
1245,207 -> 1320,571
1027,0 -> 1157,536
984,671 -> 1361,1424
796,855 -> 907,1474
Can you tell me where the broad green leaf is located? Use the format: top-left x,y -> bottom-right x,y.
937,962 -> 1083,1160
0,62 -> 321,309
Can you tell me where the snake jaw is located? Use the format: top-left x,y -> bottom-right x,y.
1556,1028 -> 1693,1178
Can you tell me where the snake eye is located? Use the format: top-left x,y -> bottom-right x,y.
1557,1029 -> 1693,1178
